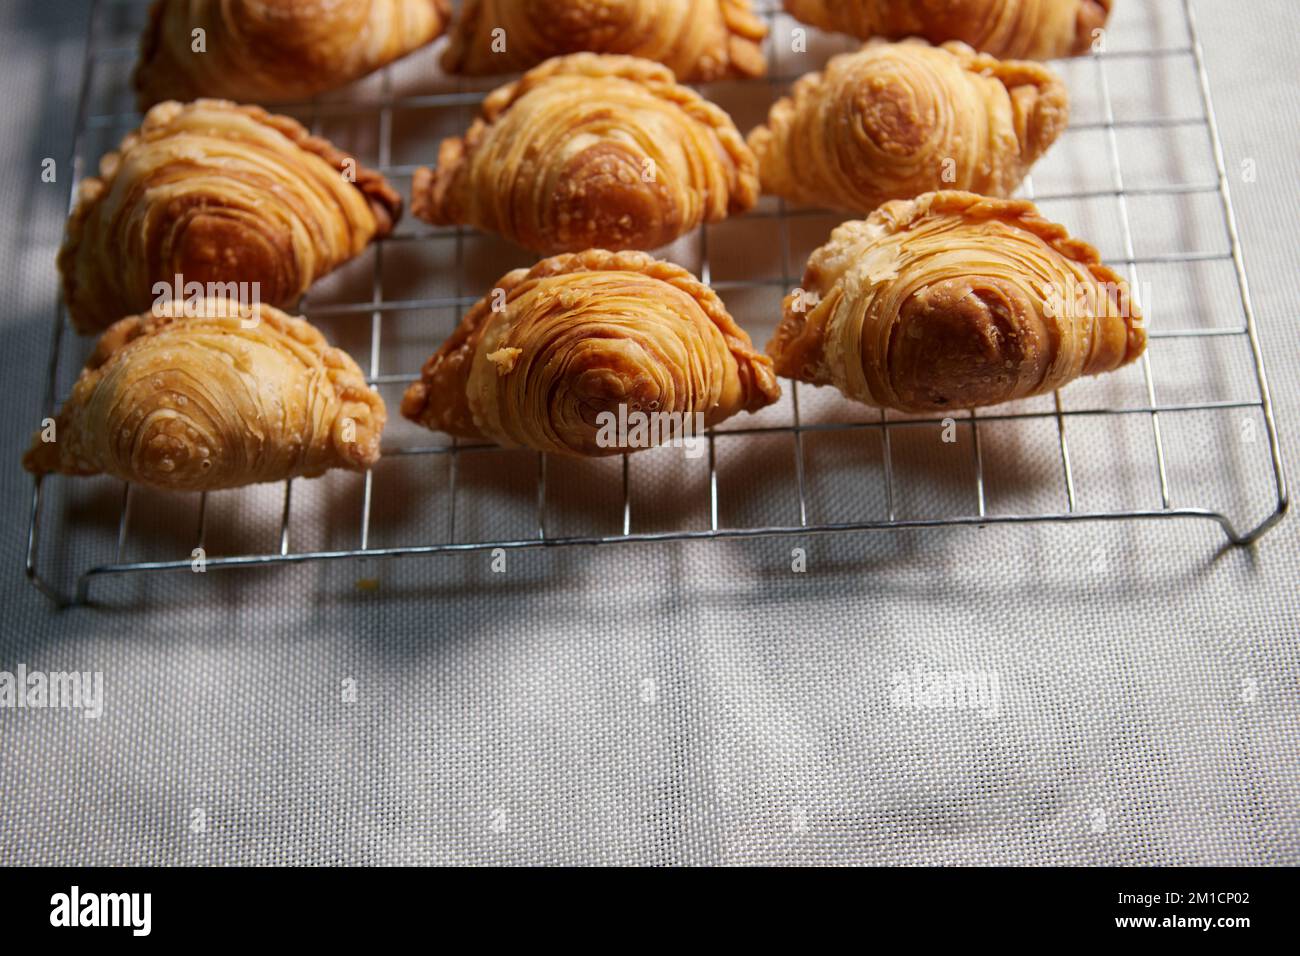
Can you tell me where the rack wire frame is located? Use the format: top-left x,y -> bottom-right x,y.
26,0 -> 1290,605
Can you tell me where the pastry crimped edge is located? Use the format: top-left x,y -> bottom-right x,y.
24,299 -> 386,483
441,0 -> 769,81
411,53 -> 761,228
401,248 -> 781,446
716,0 -> 772,78
748,39 -> 1070,212
934,40 -> 1070,164
768,190 -> 1146,386
58,99 -> 404,336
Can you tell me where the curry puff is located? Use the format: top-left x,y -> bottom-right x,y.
412,54 -> 759,255
402,250 -> 780,457
25,301 -> 384,492
768,192 -> 1145,413
60,99 -> 400,334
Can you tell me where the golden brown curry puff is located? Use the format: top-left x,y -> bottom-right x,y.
749,40 -> 1068,214
24,300 -> 385,492
442,0 -> 767,81
411,54 -> 759,254
60,99 -> 400,335
783,0 -> 1111,60
402,250 -> 781,456
768,191 -> 1145,412
135,0 -> 451,108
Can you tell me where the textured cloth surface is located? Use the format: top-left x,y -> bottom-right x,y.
0,0 -> 1297,866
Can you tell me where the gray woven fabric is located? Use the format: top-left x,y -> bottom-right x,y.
0,0 -> 1296,866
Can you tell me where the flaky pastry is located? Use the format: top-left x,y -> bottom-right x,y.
60,99 -> 400,335
24,300 -> 384,492
784,0 -> 1112,60
401,250 -> 781,456
442,0 -> 767,81
135,0 -> 451,108
749,40 -> 1068,213
768,191 -> 1145,412
411,54 -> 759,254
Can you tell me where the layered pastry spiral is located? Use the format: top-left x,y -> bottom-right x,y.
60,99 -> 401,335
411,54 -> 759,254
749,40 -> 1068,214
24,300 -> 385,492
135,0 -> 451,108
442,0 -> 768,81
784,0 -> 1112,60
768,192 -> 1146,412
401,250 -> 781,456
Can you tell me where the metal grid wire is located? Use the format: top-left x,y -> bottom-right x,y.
27,0 -> 1289,605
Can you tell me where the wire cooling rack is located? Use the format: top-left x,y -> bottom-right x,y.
27,0 -> 1289,605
